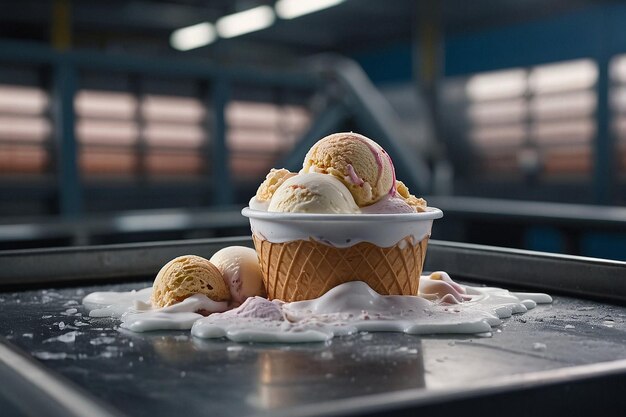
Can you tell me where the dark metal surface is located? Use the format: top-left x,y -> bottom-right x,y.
1,279 -> 626,417
1,238 -> 626,415
0,338 -> 124,417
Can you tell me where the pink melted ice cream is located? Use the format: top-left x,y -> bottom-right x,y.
360,195 -> 415,214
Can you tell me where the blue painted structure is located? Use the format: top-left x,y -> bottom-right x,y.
52,62 -> 82,218
353,42 -> 414,84
354,3 -> 626,259
356,4 -> 626,81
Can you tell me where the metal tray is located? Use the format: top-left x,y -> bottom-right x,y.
1,238 -> 626,417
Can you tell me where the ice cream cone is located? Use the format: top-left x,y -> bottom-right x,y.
243,206 -> 442,302
252,234 -> 429,302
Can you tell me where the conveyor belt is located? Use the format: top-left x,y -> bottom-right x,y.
1,238 -> 626,417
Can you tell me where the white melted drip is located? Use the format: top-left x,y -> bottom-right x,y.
81,272 -> 551,343
83,288 -> 153,318
120,295 -> 229,333
82,290 -> 228,332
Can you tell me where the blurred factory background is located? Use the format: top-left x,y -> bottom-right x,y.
1,0 -> 626,259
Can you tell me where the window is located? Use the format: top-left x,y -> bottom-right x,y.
610,54 -> 626,177
226,100 -> 310,180
463,59 -> 597,179
75,89 -> 207,177
75,90 -> 139,176
141,94 -> 206,176
76,81 -> 311,182
0,84 -> 51,175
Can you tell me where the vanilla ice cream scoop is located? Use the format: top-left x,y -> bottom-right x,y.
249,168 -> 297,211
209,246 -> 266,305
302,132 -> 395,206
268,172 -> 360,214
151,255 -> 230,308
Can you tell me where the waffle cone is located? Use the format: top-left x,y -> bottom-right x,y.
252,235 -> 429,302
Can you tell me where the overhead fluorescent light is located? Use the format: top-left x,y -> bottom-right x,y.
170,22 -> 216,51
216,5 -> 275,38
275,0 -> 344,19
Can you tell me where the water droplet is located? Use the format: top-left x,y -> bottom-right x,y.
44,331 -> 79,343
89,336 -> 116,346
227,345 -> 243,352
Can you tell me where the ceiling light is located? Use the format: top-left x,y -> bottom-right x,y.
170,22 -> 216,51
275,0 -> 345,19
216,6 -> 275,39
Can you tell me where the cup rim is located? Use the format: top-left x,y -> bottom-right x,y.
242,206 -> 443,222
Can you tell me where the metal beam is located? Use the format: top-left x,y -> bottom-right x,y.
0,39 -> 318,89
52,61 -> 82,217
308,55 -> 432,194
594,55 -> 613,204
210,77 -> 233,206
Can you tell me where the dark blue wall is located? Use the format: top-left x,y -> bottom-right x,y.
355,4 -> 626,82
353,42 -> 413,84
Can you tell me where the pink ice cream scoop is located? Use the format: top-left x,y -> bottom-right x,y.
360,195 -> 415,214
301,132 -> 396,207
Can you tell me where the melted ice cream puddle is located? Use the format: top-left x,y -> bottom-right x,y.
83,290 -> 228,332
82,272 -> 551,342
